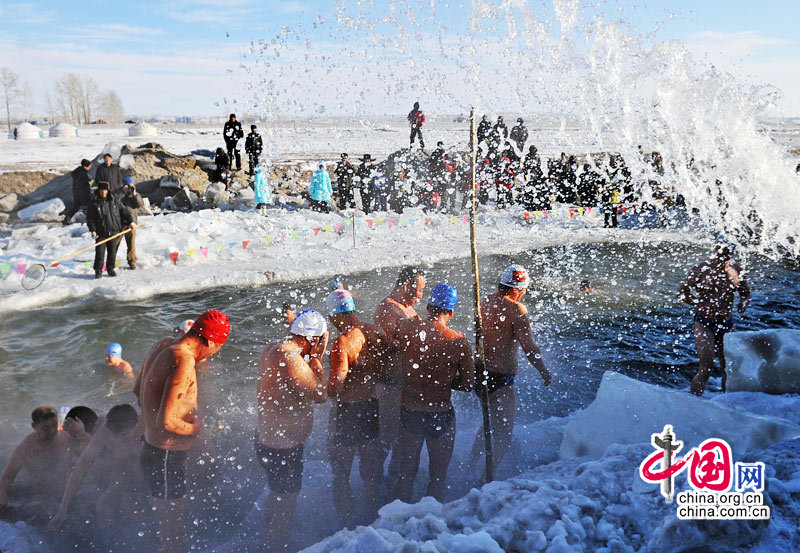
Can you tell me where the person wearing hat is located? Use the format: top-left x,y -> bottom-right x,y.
334,153 -> 356,209
356,154 -> 375,213
468,265 -> 551,474
87,180 -> 133,279
95,153 -> 122,195
120,176 -> 143,269
393,284 -> 474,503
325,289 -> 389,527
223,114 -> 244,171
104,342 -> 133,378
244,124 -> 263,176
309,160 -> 332,213
135,309 -> 230,553
509,117 -> 528,151
679,241 -> 751,395
257,309 -> 328,550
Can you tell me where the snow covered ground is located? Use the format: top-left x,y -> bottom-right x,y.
0,204 -> 693,314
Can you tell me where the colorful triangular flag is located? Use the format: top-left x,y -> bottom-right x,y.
409,218 -> 416,227
169,252 -> 179,265
201,247 -> 209,258
324,225 -> 331,233
291,231 -> 299,239
424,217 -> 431,226
16,263 -> 26,275
188,249 -> 196,257
216,245 -> 223,254
265,237 -> 272,246
387,218 -> 394,229
462,215 -> 468,224
367,219 -> 373,229
313,227 -> 321,236
355,220 -> 362,229
242,240 -> 250,249
228,242 -> 236,249
335,223 -> 343,233
0,263 -> 10,280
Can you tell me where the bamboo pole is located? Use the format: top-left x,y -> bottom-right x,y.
469,108 -> 493,483
352,212 -> 356,248
50,222 -> 146,266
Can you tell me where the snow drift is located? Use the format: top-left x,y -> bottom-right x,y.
725,329 -> 800,394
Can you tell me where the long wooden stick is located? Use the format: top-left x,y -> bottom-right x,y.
469,108 -> 493,483
50,222 -> 146,266
352,212 -> 356,248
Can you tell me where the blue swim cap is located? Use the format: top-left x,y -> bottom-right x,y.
122,176 -> 134,186
106,343 -> 122,357
326,289 -> 355,315
429,284 -> 458,311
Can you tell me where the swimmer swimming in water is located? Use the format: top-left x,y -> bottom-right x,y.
104,343 -> 134,379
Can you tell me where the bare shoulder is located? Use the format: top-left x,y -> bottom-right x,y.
441,326 -> 466,341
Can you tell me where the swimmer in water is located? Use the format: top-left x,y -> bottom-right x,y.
394,284 -> 474,503
580,279 -> 593,295
105,343 -> 134,379
678,241 -> 751,395
325,289 -> 389,527
63,406 -> 100,459
282,302 -> 297,326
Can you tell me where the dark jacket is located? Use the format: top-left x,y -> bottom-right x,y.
335,160 -> 355,186
510,124 -> 528,146
477,120 -> 491,143
224,120 -> 243,143
71,166 -> 92,205
95,163 -> 121,194
87,191 -> 132,237
407,109 -> 425,129
245,131 -> 262,155
356,162 -> 374,188
121,190 -> 145,224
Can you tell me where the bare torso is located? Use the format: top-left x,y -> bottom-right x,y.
374,297 -> 420,384
257,342 -> 318,448
16,432 -> 72,498
398,318 -> 474,411
681,260 -> 748,321
482,293 -> 534,375
329,322 -> 388,403
137,342 -> 199,451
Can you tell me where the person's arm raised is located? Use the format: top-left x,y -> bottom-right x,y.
287,333 -> 328,403
48,429 -> 105,529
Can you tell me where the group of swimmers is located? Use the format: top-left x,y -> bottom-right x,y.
0,241 -> 749,552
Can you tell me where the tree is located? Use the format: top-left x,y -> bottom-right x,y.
1,67 -> 20,131
49,73 -> 100,124
100,90 -> 124,123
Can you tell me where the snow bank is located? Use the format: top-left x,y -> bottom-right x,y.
303,435 -> 800,553
16,199 -> 65,223
0,521 -> 48,553
559,372 -> 800,458
0,205 -> 692,313
725,330 -> 800,394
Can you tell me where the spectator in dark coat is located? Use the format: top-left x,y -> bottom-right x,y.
334,153 -> 356,209
95,154 -> 121,195
477,115 -> 491,145
244,125 -> 263,176
119,176 -> 144,269
357,154 -> 375,213
492,116 -> 508,142
223,113 -> 244,171
509,118 -> 528,151
63,158 -> 92,224
407,102 -> 425,149
577,163 -> 602,207
213,148 -> 231,187
87,182 -> 133,279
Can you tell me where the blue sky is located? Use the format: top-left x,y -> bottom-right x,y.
1,1 -> 798,116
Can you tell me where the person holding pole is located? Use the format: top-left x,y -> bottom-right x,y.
468,265 -> 551,473
86,181 -> 133,279
393,284 -> 474,503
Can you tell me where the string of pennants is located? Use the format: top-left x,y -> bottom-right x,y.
0,203 -> 638,279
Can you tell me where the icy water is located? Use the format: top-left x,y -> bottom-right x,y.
1,240 -> 799,551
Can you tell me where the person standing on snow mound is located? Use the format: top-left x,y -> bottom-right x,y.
253,163 -> 272,215
678,241 -> 751,396
509,117 -> 528,151
335,153 -> 356,209
87,181 -> 133,279
394,284 -> 474,503
468,265 -> 551,474
136,309 -> 230,553
357,154 -> 375,213
407,101 -> 425,149
477,114 -> 492,146
256,310 -> 328,550
325,290 -> 389,527
223,113 -> 244,171
120,176 -> 143,270
95,153 -> 122,195
309,160 -> 333,213
244,124 -> 263,176
63,158 -> 92,225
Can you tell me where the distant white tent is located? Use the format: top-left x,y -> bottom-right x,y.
9,122 -> 43,140
48,123 -> 78,138
128,122 -> 158,137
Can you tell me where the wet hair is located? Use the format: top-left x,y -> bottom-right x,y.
31,406 -> 57,425
66,406 -> 99,434
281,302 -> 295,312
427,304 -> 453,317
396,266 -> 425,286
81,158 -> 91,168
106,404 -> 138,435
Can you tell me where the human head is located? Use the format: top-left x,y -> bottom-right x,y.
497,116 -> 503,123
499,265 -> 530,298
427,284 -> 457,320
31,406 -> 58,440
189,309 -> 230,358
583,163 -> 591,172
251,124 -> 257,131
437,141 -> 444,148
97,181 -> 109,198
362,154 -> 372,163
517,117 -> 523,124
482,115 -> 488,121
529,145 -> 537,155
327,289 -> 355,316
81,158 -> 91,169
103,153 -> 112,166
216,147 -> 225,156
318,160 -> 326,170
713,239 -> 735,262
341,153 -> 348,161
413,101 -> 419,110
230,113 -> 236,121
580,279 -> 591,294
290,309 -> 328,352
561,152 -> 567,161
106,404 -> 139,436
281,302 -> 296,325
65,406 -> 99,435
395,266 -> 426,305
105,342 -> 123,365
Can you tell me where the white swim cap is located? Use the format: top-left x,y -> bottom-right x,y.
290,309 -> 328,337
179,319 -> 194,333
500,265 -> 530,289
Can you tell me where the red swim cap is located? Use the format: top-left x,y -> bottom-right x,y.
193,309 -> 230,344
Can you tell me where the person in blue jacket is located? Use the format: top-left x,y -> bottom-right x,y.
309,161 -> 332,213
254,163 -> 272,215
